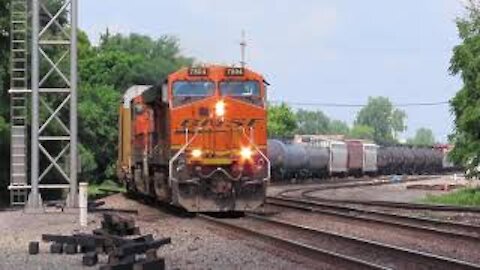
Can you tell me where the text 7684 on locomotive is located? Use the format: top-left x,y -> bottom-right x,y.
117,66 -> 270,212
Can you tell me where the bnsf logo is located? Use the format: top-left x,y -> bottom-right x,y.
178,118 -> 263,130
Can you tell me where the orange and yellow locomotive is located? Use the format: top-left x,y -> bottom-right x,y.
117,66 -> 270,212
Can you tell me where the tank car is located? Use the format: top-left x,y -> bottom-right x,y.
376,146 -> 447,175
305,146 -> 329,178
294,135 -> 334,178
117,66 -> 270,212
267,140 -> 308,180
268,139 -> 329,180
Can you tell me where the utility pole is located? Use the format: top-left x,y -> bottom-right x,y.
240,30 -> 247,68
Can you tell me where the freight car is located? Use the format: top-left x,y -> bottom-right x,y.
117,66 -> 270,212
268,138 -> 454,181
345,140 -> 378,177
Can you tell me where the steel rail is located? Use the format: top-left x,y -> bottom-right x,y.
244,213 -> 480,270
276,175 -> 440,198
198,214 -> 388,270
266,196 -> 480,242
298,194 -> 480,213
269,175 -> 388,187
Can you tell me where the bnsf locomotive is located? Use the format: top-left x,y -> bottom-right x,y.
117,66 -> 270,212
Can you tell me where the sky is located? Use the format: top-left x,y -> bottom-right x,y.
80,0 -> 466,142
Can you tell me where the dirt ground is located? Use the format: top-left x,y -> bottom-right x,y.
0,194 -> 315,270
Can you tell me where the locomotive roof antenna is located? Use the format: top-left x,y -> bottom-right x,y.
240,30 -> 247,68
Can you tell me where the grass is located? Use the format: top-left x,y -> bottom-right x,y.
88,179 -> 126,199
422,187 -> 480,207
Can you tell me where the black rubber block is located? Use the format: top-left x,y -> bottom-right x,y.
133,258 -> 165,270
28,242 -> 39,255
82,252 -> 98,267
50,242 -> 63,254
145,249 -> 157,261
64,243 -> 78,254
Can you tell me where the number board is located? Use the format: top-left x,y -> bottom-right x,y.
189,67 -> 208,76
226,67 -> 244,76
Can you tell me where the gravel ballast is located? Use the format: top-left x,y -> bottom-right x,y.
0,194 -> 316,270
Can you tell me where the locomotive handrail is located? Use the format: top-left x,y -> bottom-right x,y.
242,128 -> 271,183
168,130 -> 199,186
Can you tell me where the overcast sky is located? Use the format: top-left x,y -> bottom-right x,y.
80,0 -> 466,142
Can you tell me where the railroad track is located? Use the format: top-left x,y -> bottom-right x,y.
276,175 -> 442,198
198,213 -> 480,270
298,195 -> 480,213
266,196 -> 480,243
270,175 -> 388,188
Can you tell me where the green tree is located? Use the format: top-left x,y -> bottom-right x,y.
407,128 -> 435,146
268,103 -> 297,138
77,32 -> 195,182
295,109 -> 330,134
328,120 -> 350,135
355,96 -> 407,144
349,125 -> 375,140
80,33 -> 193,91
449,1 -> 480,175
78,84 -> 120,180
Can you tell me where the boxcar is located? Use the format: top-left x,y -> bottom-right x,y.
346,140 -> 363,176
329,141 -> 348,176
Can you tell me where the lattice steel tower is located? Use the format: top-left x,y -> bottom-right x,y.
9,0 -> 79,209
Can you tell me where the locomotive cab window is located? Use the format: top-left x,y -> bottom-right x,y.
220,81 -> 263,106
172,81 -> 214,107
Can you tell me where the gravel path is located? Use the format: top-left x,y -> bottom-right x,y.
0,195 -> 316,270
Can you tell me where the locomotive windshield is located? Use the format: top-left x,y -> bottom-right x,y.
172,81 -> 214,107
220,81 -> 262,106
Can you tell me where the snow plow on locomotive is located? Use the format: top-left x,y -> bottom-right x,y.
117,66 -> 270,212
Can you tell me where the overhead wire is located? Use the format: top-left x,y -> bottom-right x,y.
269,100 -> 450,108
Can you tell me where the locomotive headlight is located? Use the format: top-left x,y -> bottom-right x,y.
240,147 -> 253,160
215,100 -> 225,117
191,149 -> 202,158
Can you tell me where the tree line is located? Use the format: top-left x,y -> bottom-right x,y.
449,0 -> 480,177
268,97 -> 436,146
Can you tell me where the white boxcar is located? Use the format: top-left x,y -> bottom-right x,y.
329,141 -> 348,175
363,143 -> 378,174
